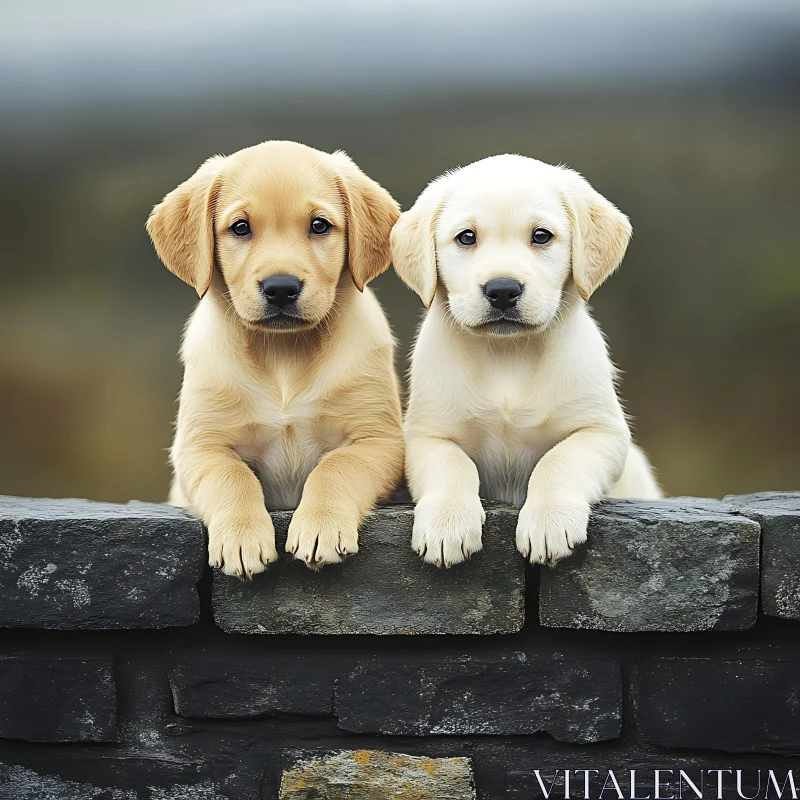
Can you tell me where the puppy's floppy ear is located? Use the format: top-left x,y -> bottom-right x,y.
390,179 -> 446,309
560,168 -> 632,302
330,151 -> 400,292
146,155 -> 226,298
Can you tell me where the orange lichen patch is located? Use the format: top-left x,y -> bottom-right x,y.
282,776 -> 308,791
352,749 -> 372,764
419,758 -> 438,777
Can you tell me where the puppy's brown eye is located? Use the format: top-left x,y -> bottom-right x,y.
310,218 -> 331,235
456,229 -> 476,246
532,228 -> 552,245
231,220 -> 251,237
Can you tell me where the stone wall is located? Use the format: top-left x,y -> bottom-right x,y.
0,492 -> 798,799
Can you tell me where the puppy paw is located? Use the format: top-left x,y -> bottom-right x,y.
286,506 -> 359,570
208,513 -> 279,580
516,495 -> 590,565
412,493 -> 486,568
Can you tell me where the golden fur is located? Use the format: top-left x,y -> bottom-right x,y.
147,141 -> 403,578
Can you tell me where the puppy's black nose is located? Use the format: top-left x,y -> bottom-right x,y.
484,279 -> 523,310
260,275 -> 303,308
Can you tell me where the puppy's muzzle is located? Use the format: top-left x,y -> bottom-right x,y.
260,275 -> 303,309
483,279 -> 523,311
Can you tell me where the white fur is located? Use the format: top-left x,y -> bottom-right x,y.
392,154 -> 661,567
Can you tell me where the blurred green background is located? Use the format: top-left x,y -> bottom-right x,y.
1,1 -> 798,502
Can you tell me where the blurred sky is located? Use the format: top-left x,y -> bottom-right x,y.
3,0 -> 800,109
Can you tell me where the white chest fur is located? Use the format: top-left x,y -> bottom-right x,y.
236,395 -> 348,510
409,304 -> 617,509
457,363 -> 559,507
232,359 -> 349,510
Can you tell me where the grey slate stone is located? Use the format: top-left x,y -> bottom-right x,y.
279,749 -> 475,800
212,503 -> 524,635
0,758 -> 216,799
334,654 -> 621,743
633,657 -> 800,753
0,656 -> 116,742
725,491 -> 800,620
169,652 -> 336,718
539,498 -> 760,632
0,496 -> 205,629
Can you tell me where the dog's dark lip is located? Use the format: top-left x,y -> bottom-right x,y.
470,319 -> 542,333
253,312 -> 311,331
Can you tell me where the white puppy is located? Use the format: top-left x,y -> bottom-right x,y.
392,154 -> 661,568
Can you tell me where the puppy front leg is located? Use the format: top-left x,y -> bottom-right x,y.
517,426 -> 628,565
286,435 -> 404,569
178,447 -> 278,579
407,435 -> 485,568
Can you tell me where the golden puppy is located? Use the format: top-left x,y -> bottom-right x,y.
392,154 -> 660,568
147,141 -> 403,578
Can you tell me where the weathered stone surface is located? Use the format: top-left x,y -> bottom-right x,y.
169,652 -> 336,718
0,496 -> 205,629
0,657 -> 116,742
334,655 -> 621,743
0,757 -> 216,798
539,498 -> 760,632
213,504 -> 524,635
279,749 -> 475,800
633,658 -> 800,753
725,491 -> 800,620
